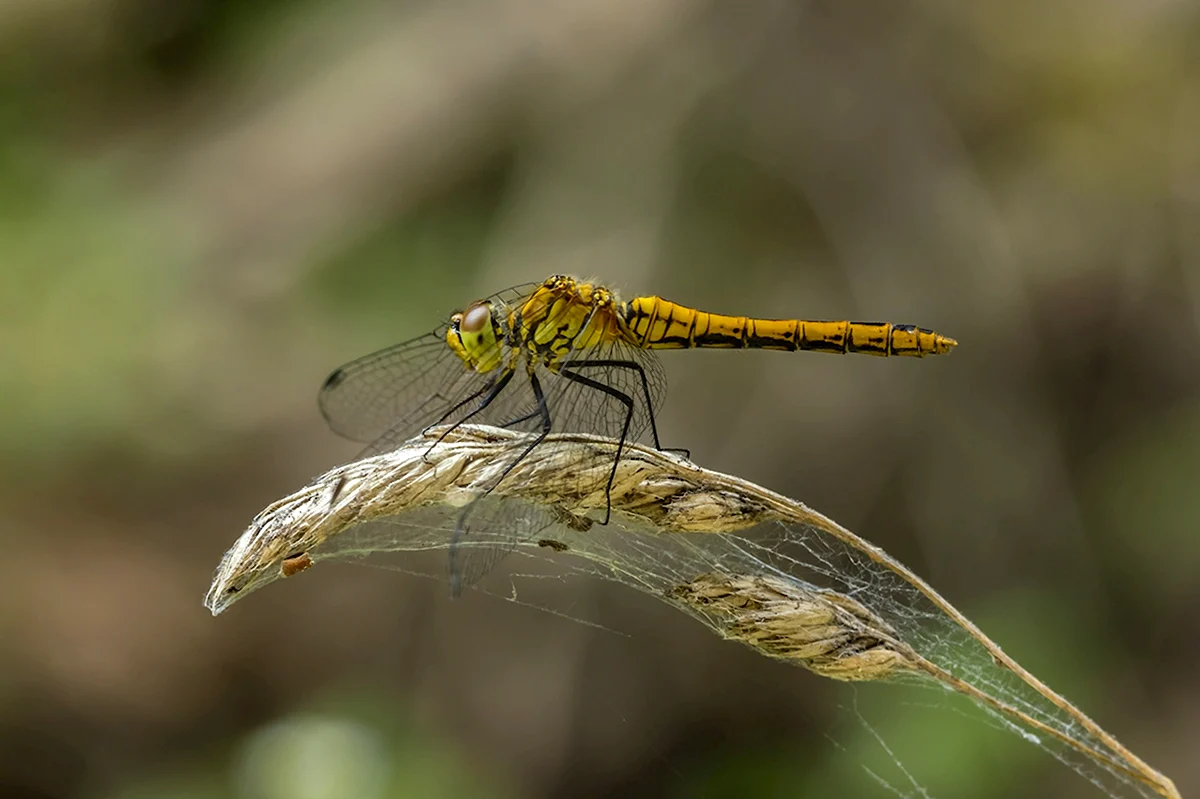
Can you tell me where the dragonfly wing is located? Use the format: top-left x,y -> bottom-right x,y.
318,328 -> 534,458
318,283 -> 545,450
447,493 -> 561,596
318,326 -> 469,445
314,495 -> 576,599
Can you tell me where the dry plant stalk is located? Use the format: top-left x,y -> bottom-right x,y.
671,573 -> 919,681
207,425 -> 1178,799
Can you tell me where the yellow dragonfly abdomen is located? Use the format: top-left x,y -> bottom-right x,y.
621,296 -> 957,357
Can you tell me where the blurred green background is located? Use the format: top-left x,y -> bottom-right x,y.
1,1 -> 1197,797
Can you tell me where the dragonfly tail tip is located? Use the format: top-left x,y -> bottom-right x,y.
935,334 -> 958,354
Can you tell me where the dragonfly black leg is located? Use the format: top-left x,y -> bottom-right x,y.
497,407 -> 542,430
424,370 -> 515,458
564,359 -> 688,458
448,371 -> 552,597
558,367 -> 634,526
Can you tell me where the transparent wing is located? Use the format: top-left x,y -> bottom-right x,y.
447,500 -> 561,595
315,496 -> 582,599
319,327 -> 461,444
317,283 -> 541,454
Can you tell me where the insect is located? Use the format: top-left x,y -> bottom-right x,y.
319,275 -> 956,594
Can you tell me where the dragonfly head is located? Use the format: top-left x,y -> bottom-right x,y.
447,301 -> 506,372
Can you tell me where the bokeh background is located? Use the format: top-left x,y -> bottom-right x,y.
3,1 -> 1199,797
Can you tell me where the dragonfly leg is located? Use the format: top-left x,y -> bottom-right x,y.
423,370 -> 515,461
447,371 -> 551,597
562,359 -> 673,449
496,407 -> 541,429
566,359 -> 689,458
558,367 -> 635,527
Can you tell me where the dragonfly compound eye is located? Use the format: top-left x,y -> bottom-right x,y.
460,303 -> 492,334
452,302 -> 503,373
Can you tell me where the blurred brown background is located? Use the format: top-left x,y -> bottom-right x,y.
2,1 -> 1198,797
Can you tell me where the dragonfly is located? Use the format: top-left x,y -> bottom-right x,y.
319,275 -> 956,594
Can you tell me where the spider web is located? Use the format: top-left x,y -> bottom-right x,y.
207,430 -> 1173,799
315,505 -> 1162,799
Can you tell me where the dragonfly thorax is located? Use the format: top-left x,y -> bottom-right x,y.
446,301 -> 507,373
514,276 -> 628,371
